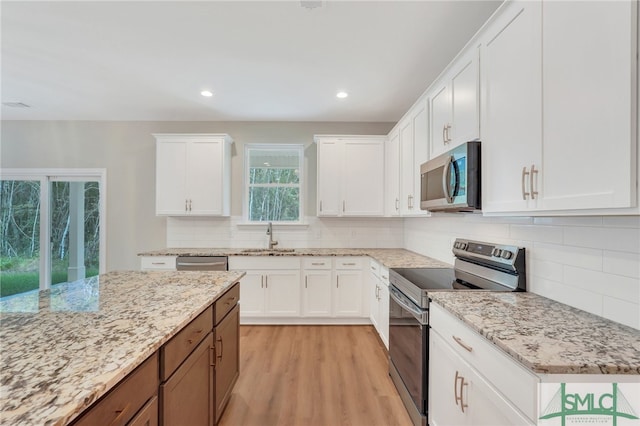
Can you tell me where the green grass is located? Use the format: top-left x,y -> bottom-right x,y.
0,269 -> 99,298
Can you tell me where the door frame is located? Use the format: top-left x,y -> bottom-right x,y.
0,168 -> 107,290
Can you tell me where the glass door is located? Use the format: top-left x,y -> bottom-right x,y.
0,180 -> 41,298
49,180 -> 101,285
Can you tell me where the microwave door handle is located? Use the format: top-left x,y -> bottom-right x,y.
442,155 -> 454,203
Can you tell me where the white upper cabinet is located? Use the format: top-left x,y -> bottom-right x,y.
429,47 -> 480,158
480,1 -> 543,213
399,100 -> 429,216
481,0 -> 638,214
540,0 -> 637,211
316,135 -> 386,217
385,128 -> 401,216
155,134 -> 233,216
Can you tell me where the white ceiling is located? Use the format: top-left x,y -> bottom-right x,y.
1,1 -> 502,122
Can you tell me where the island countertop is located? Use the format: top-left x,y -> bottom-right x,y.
429,291 -> 640,375
0,270 -> 245,426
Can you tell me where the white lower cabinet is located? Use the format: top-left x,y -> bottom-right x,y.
429,332 -> 533,426
140,256 -> 177,271
230,256 -> 369,323
334,257 -> 366,317
429,303 -> 538,425
368,260 -> 389,349
302,257 -> 332,317
229,257 -> 301,318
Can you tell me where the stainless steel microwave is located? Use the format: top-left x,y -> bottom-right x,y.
420,141 -> 481,212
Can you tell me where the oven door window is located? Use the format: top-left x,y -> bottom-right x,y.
389,294 -> 428,413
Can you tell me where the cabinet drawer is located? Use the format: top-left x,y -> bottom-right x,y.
214,283 -> 240,325
73,353 -> 158,426
430,303 -> 539,420
228,256 -> 301,270
128,395 -> 158,426
335,257 -> 363,270
161,306 -> 213,380
302,257 -> 332,269
379,266 -> 390,284
369,259 -> 380,277
140,256 -> 177,270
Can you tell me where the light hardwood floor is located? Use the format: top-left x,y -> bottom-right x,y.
218,325 -> 413,426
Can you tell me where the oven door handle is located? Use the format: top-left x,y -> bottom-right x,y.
389,287 -> 424,320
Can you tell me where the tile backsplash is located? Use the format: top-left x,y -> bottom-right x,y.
167,216 -> 404,249
404,214 -> 640,330
166,213 -> 639,330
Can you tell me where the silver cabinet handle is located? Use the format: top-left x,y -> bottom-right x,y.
521,166 -> 530,200
447,124 -> 452,142
381,275 -> 388,280
305,276 -> 308,288
319,200 -> 323,212
260,275 -> 264,288
265,275 -> 268,288
454,370 -> 468,413
311,262 -> 325,266
342,200 -> 345,212
442,124 -> 447,144
452,336 -> 473,352
408,195 -> 413,209
151,262 -> 166,265
342,263 -> 356,266
336,276 -> 339,288
375,285 -> 379,300
185,199 -> 188,212
530,164 -> 538,200
395,198 -> 399,211
189,199 -> 192,211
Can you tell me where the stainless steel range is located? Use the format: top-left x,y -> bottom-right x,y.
388,238 -> 526,426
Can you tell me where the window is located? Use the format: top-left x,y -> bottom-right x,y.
245,145 -> 303,222
0,169 -> 106,300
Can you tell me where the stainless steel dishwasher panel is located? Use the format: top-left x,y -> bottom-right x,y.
176,256 -> 228,271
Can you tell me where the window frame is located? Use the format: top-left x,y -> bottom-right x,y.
0,168 -> 107,291
243,144 -> 304,224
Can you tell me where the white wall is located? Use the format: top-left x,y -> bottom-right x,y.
404,214 -> 640,330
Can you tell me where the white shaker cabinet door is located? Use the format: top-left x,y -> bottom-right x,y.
264,270 -> 301,317
156,140 -> 188,215
541,0 -> 637,211
450,47 -> 479,147
238,272 -> 266,317
333,270 -> 363,317
303,270 -> 332,317
186,140 -> 224,215
342,139 -> 385,216
316,140 -> 342,216
480,0 -> 543,213
430,82 -> 451,159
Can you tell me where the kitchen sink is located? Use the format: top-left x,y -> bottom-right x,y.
240,248 -> 296,253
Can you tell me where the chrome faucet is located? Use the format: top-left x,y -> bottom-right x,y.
266,222 -> 279,249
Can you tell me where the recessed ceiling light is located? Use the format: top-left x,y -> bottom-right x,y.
336,91 -> 348,99
201,90 -> 213,97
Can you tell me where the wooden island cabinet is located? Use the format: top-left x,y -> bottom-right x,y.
71,283 -> 240,426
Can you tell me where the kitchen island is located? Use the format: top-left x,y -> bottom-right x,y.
0,270 -> 244,426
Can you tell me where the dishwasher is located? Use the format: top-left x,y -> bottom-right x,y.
176,256 -> 228,271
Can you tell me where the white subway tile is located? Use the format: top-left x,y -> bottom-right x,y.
564,266 -> 640,302
603,250 -> 640,278
529,278 -> 603,317
509,224 -> 563,244
530,259 -> 563,282
602,297 -> 640,330
602,216 -> 640,228
532,242 -> 602,270
533,217 -> 603,227
564,226 -> 640,253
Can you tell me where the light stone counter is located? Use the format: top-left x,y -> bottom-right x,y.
429,291 -> 640,375
0,270 -> 244,426
138,247 -> 452,269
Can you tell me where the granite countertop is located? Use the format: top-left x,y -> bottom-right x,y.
138,247 -> 452,269
429,291 -> 640,375
0,270 -> 245,426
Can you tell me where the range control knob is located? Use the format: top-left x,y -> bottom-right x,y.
459,242 -> 467,250
491,248 -> 502,257
501,250 -> 513,260
454,242 -> 461,249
